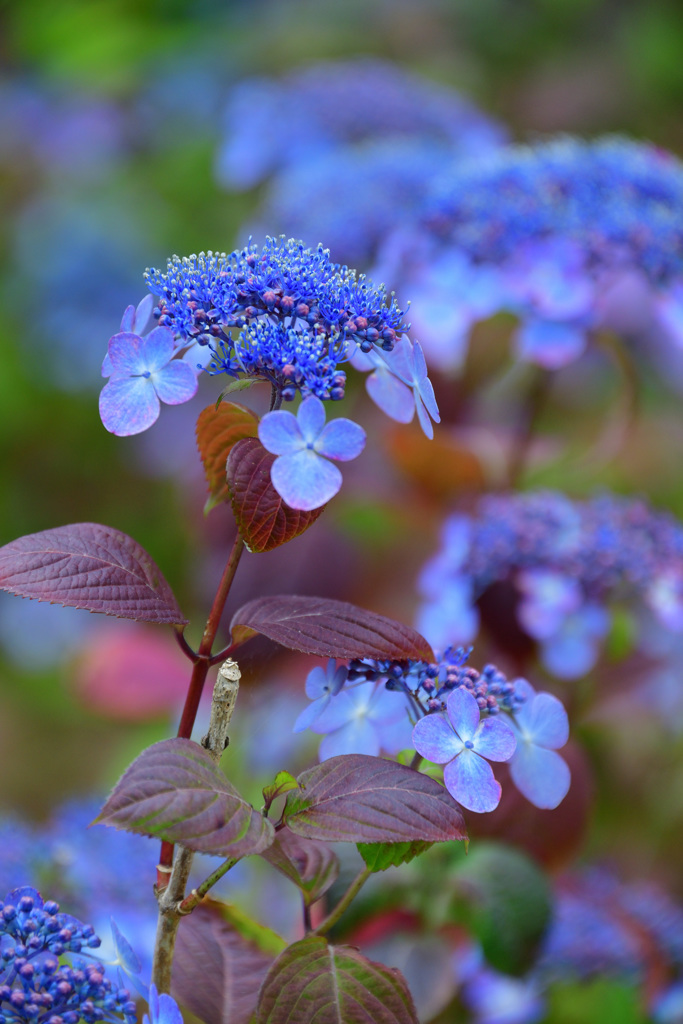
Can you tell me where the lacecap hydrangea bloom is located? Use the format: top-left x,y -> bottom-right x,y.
378,137 -> 683,373
418,490 -> 683,679
0,887 -> 137,1024
295,647 -> 570,812
100,237 -> 440,509
216,58 -> 505,190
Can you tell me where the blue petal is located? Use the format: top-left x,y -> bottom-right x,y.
110,918 -> 141,975
376,713 -> 414,754
271,449 -> 342,510
259,410 -> 304,456
319,717 -> 379,759
446,687 -> 481,743
509,742 -> 570,809
99,378 -> 160,436
304,664 -> 331,700
120,305 -> 136,333
473,716 -> 517,762
412,713 -> 463,764
415,393 -> 435,440
140,327 -> 175,374
101,350 -> 113,378
155,992 -> 184,1024
514,692 -> 569,749
133,293 -> 154,335
294,695 -> 329,733
297,395 -> 326,443
107,333 -> 146,377
365,367 -> 414,423
310,689 -> 358,733
315,418 -> 366,461
153,360 -> 198,406
444,750 -> 502,813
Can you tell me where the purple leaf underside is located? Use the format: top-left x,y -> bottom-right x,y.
284,754 -> 467,844
230,595 -> 434,660
172,902 -> 274,1024
254,935 -> 419,1024
261,827 -> 339,905
0,523 -> 186,624
96,738 -> 273,857
227,437 -> 325,553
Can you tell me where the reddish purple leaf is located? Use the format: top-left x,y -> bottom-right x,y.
96,738 -> 273,857
227,437 -> 325,553
172,902 -> 277,1024
196,403 -> 259,513
0,523 -> 186,625
261,827 -> 339,906
230,596 -> 434,661
254,935 -> 419,1024
283,755 -> 467,844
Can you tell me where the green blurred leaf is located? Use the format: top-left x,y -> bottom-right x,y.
450,842 -> 551,975
357,841 -> 433,872
546,979 -> 645,1024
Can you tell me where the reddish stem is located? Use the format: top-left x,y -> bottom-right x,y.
157,531 -> 244,882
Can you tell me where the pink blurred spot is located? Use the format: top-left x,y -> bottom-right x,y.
73,624 -> 190,720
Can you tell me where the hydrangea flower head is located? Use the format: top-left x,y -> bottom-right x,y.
0,887 -> 137,1024
412,688 -> 516,812
217,58 -> 505,189
418,491 -> 683,678
258,396 -> 366,510
385,137 -> 683,375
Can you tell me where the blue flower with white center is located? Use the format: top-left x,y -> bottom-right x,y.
144,985 -> 183,1024
99,327 -> 198,436
412,687 -> 516,813
293,659 -> 348,733
508,680 -> 570,809
258,395 -> 366,510
309,681 -> 413,760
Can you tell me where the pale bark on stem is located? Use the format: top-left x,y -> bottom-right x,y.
152,659 -> 241,993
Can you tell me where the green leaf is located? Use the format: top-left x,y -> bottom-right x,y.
216,377 -> 262,405
450,842 -> 551,975
216,902 -> 287,958
254,935 -> 419,1023
546,979 -> 645,1024
357,841 -> 433,872
263,770 -> 299,812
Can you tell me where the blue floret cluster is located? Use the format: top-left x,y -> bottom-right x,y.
215,58 -> 506,190
100,236 -> 440,509
0,888 -> 137,1024
418,490 -> 683,679
382,136 -> 683,372
294,648 -> 571,814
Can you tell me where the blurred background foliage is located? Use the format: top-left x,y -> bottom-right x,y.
2,1 -> 683,1021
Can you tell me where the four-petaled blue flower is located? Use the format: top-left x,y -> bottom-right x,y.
508,680 -> 570,809
144,985 -> 183,1024
258,395 -> 366,510
293,659 -> 348,733
100,327 -> 198,436
354,336 -> 441,438
309,680 -> 414,760
412,687 -> 516,813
